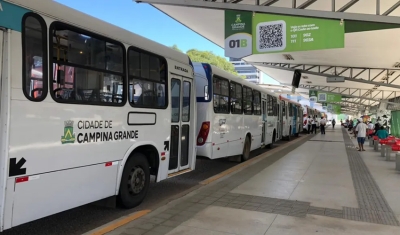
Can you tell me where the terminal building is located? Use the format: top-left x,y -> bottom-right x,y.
229,57 -> 261,84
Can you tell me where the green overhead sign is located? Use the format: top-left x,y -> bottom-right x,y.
309,90 -> 342,103
224,11 -> 344,57
224,10 -> 253,58
327,104 -> 341,114
252,13 -> 345,54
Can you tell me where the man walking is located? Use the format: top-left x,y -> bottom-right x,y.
355,119 -> 368,151
320,116 -> 327,134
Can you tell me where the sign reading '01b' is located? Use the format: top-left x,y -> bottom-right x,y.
224,10 -> 253,58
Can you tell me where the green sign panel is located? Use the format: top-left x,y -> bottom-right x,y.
317,92 -> 342,102
252,13 -> 345,54
224,10 -> 253,58
309,90 -> 341,103
327,104 -> 341,114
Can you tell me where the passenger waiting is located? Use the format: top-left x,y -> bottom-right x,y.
375,126 -> 389,140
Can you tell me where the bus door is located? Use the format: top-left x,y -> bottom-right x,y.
0,30 -> 3,121
169,77 -> 193,173
276,102 -> 281,139
261,98 -> 267,144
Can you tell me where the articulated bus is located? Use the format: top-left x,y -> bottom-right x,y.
278,96 -> 303,140
194,62 -> 279,162
0,0 -> 196,230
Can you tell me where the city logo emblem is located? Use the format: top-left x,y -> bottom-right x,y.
235,14 -> 241,23
61,120 -> 75,144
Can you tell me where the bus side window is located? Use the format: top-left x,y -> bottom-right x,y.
49,22 -> 126,105
213,76 -> 229,114
253,91 -> 261,115
22,13 -> 48,101
128,47 -> 167,109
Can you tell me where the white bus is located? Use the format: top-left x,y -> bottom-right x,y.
279,95 -> 303,140
0,0 -> 196,230
194,62 -> 278,162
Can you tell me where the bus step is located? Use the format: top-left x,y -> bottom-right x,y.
168,169 -> 192,178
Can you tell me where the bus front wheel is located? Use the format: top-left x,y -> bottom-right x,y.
242,136 -> 251,162
118,152 -> 150,208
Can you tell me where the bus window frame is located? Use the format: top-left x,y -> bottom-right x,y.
212,75 -> 230,114
127,46 -> 168,110
243,86 -> 253,115
22,12 -> 48,102
230,81 -> 243,115
48,21 -> 127,107
253,90 -> 261,115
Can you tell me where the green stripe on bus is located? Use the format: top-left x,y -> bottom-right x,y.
0,0 -> 30,32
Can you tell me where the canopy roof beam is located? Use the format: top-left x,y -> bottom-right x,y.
382,1 -> 400,16
136,0 -> 400,24
260,0 -> 280,6
297,0 -> 318,9
252,62 -> 400,89
337,0 -> 359,12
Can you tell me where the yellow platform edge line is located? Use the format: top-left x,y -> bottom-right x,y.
200,135 -> 308,185
89,209 -> 151,235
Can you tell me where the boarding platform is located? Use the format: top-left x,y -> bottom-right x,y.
96,127 -> 400,235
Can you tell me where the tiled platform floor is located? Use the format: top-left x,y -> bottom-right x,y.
102,127 -> 400,235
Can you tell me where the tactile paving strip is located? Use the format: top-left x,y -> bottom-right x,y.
342,128 -> 400,226
125,134 -> 399,235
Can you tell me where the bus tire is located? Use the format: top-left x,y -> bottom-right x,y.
118,153 -> 150,209
242,136 -> 251,162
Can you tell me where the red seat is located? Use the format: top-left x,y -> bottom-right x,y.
373,136 -> 379,140
392,145 -> 400,151
379,139 -> 388,145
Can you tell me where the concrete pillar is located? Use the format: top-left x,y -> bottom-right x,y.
374,139 -> 379,151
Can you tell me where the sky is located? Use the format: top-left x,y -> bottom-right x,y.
55,0 -> 278,84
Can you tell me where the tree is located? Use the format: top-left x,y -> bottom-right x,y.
171,44 -> 183,53
170,45 -> 245,79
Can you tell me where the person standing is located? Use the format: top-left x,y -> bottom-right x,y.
312,116 -> 317,134
332,119 -> 336,129
320,116 -> 327,134
307,115 -> 312,134
355,119 -> 368,151
367,121 -> 374,139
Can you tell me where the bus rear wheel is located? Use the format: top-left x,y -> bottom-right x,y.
267,131 -> 275,149
242,136 -> 251,162
118,153 -> 150,208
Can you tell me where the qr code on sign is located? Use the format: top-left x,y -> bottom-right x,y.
256,20 -> 286,52
259,24 -> 283,49
318,93 -> 327,101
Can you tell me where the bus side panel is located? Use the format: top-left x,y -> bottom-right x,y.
195,102 -> 213,158
194,66 -> 213,159
227,114 -> 244,156
266,115 -> 276,144
211,110 -> 230,159
11,162 -> 118,227
244,114 -> 261,151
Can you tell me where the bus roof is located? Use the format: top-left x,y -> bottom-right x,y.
278,95 -> 301,106
7,0 -> 191,65
197,62 -> 279,98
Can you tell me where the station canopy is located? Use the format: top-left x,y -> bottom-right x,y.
136,0 -> 400,114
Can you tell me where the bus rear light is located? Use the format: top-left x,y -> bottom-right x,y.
197,121 -> 210,146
